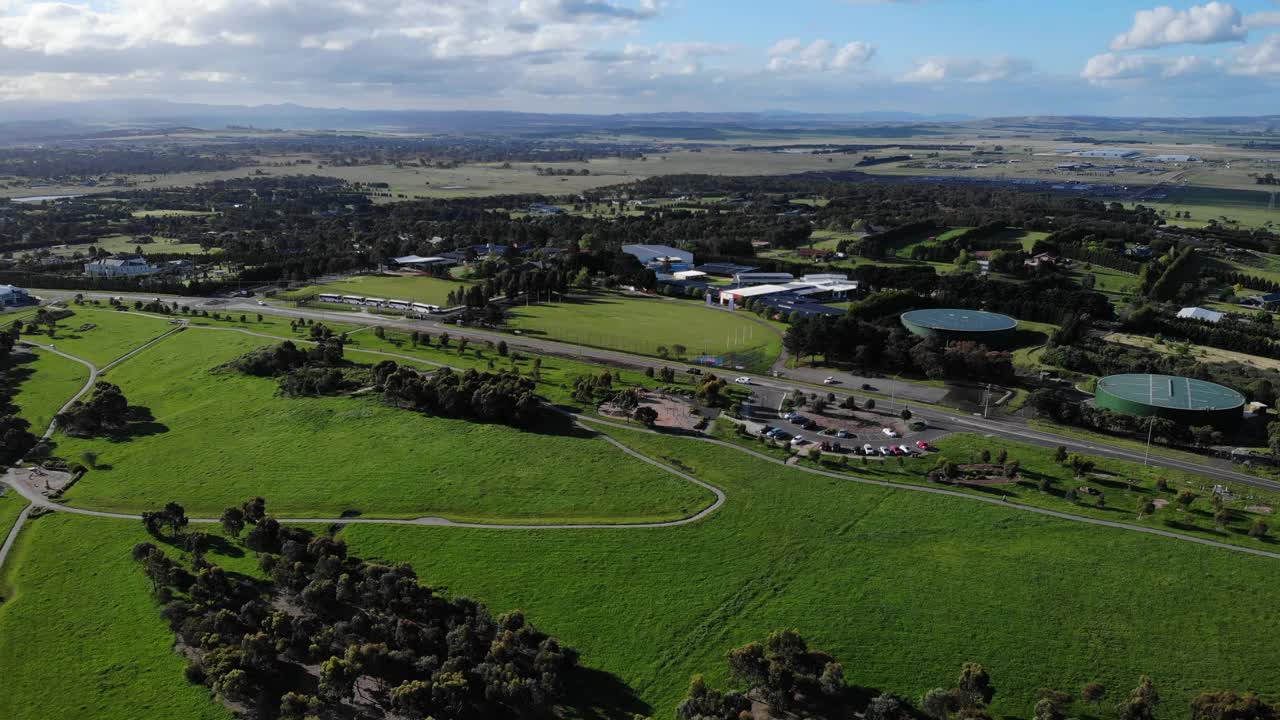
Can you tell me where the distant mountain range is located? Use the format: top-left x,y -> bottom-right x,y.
0,100 -> 1275,143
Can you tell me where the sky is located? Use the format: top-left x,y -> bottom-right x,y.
1,0 -> 1279,117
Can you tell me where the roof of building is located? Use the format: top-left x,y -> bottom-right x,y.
1176,307 -> 1224,323
901,308 -> 1017,332
722,284 -> 795,299
1097,374 -> 1245,411
697,262 -> 759,275
393,255 -> 448,264
0,284 -> 25,294
622,244 -> 693,262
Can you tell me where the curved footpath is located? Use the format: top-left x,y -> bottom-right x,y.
0,318 -> 1277,575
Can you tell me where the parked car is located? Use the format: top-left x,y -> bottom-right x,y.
863,444 -> 875,455
734,376 -> 752,385
760,426 -> 777,436
861,383 -> 874,390
687,367 -> 702,375
791,436 -> 808,447
835,429 -> 851,439
898,445 -> 913,455
773,431 -> 792,442
879,446 -> 891,456
882,428 -> 900,438
823,376 -> 838,385
915,440 -> 931,451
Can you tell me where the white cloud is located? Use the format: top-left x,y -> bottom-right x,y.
1229,33 -> 1280,75
1245,11 -> 1280,28
766,38 -> 875,72
1110,2 -> 1247,50
1081,52 -> 1215,84
900,56 -> 1031,83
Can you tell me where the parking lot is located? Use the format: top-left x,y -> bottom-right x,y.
738,382 -> 954,459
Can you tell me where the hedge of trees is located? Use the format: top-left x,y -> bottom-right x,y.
677,629 -> 1275,720
377,363 -> 540,427
1124,306 -> 1280,361
783,314 -> 1015,384
134,498 -> 579,719
0,323 -> 37,464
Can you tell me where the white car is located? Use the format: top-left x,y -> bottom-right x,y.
790,436 -> 808,447
879,446 -> 891,456
823,376 -> 837,384
863,444 -> 874,455
734,376 -> 752,385
882,427 -> 900,438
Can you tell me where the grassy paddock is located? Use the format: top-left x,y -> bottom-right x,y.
505,294 -> 782,372
54,329 -> 714,521
343,426 -> 1280,718
9,347 -> 89,433
18,306 -> 175,367
0,514 -> 234,720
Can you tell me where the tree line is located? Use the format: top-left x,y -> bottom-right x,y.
135,497 -> 580,720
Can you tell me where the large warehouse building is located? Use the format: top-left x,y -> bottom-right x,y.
900,308 -> 1018,346
1094,374 -> 1245,430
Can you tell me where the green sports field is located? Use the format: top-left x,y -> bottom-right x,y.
53,329 -> 713,522
505,294 -> 782,372
281,274 -> 471,307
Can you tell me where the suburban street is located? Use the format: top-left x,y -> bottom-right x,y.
28,288 -> 1280,495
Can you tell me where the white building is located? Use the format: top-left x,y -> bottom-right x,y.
84,257 -> 159,278
1177,307 -> 1224,324
733,272 -> 794,286
0,284 -> 30,306
622,244 -> 694,270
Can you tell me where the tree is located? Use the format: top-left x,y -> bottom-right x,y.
1117,675 -> 1159,720
958,662 -> 995,709
318,655 -> 357,703
1249,518 -> 1269,539
1190,689 -> 1275,720
1034,698 -> 1066,720
374,325 -> 385,339
1055,445 -> 1068,463
81,450 -> 99,469
220,507 -> 245,537
923,688 -> 959,720
633,406 -> 658,427
1137,497 -> 1156,520
497,340 -> 508,356
865,398 -> 876,410
1215,507 -> 1233,529
900,408 -> 912,421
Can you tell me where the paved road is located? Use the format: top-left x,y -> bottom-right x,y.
35,289 -> 1280,493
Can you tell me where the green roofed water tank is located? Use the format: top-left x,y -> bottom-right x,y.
900,308 -> 1018,347
1094,374 -> 1244,430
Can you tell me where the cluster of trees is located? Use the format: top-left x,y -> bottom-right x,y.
677,629 -> 1273,720
1029,388 -> 1194,447
135,497 -> 580,719
1142,246 -> 1196,301
783,315 -> 1015,384
55,381 -> 132,437
0,147 -> 243,178
0,323 -> 37,463
378,364 -> 540,427
226,339 -> 359,397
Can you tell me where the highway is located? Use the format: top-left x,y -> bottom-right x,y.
31,288 -> 1280,494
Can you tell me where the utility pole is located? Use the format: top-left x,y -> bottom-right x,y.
982,383 -> 992,418
1143,415 -> 1155,466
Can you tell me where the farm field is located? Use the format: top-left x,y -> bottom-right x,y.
1070,263 -> 1137,306
0,514 -> 235,720
281,274 -> 471,307
53,329 -> 714,521
9,347 -> 89,433
343,426 -> 1280,719
505,294 -> 782,372
1136,185 -> 1280,231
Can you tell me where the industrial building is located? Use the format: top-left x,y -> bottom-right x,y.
0,284 -> 30,306
1176,307 -> 1224,324
622,244 -> 694,271
1095,374 -> 1245,430
717,275 -> 859,306
900,308 -> 1018,345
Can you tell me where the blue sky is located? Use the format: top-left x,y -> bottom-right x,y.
0,0 -> 1278,116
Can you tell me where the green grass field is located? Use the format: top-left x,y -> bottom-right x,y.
9,348 -> 89,433
342,426 -> 1280,718
505,294 -> 782,372
281,274 -> 471,307
0,514 -> 234,720
1135,186 -> 1280,231
44,235 -> 213,258
21,306 -> 175,367
53,329 -> 713,521
0,490 -> 27,552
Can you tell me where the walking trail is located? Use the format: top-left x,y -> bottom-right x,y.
2,314 -> 1278,580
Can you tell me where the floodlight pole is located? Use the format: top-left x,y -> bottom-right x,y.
1143,415 -> 1155,466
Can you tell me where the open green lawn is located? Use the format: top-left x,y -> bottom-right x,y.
1134,186 -> 1280,231
54,329 -> 714,522
0,514 -> 234,720
1069,263 -> 1138,307
343,426 -> 1280,719
43,234 -> 213,258
8,348 -> 89,433
505,294 -> 782,372
281,274 -> 472,307
21,306 -> 175,367
0,490 -> 27,550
